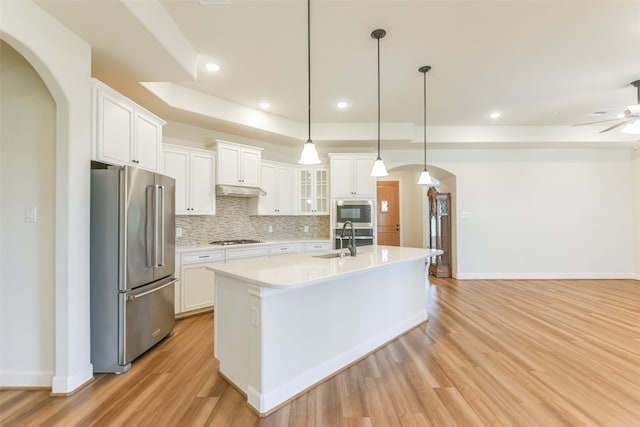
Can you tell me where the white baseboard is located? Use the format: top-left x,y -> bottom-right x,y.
51,362 -> 94,394
0,369 -> 54,387
454,272 -> 637,280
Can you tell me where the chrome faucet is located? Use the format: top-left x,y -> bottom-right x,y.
340,221 -> 357,257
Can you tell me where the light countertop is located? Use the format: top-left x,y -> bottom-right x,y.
176,239 -> 331,253
206,245 -> 442,289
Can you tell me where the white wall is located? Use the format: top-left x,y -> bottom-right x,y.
632,148 -> 640,279
438,148 -> 634,279
0,41 -> 56,386
384,146 -> 635,279
0,1 -> 93,392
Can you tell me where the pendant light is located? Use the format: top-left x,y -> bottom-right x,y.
417,65 -> 432,185
370,29 -> 388,177
298,0 -> 321,165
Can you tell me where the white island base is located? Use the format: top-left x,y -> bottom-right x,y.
210,245 -> 439,415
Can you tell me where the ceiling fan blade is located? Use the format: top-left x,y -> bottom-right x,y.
599,119 -> 631,133
572,118 -> 620,127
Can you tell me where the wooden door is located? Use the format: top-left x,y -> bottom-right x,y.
376,181 -> 400,246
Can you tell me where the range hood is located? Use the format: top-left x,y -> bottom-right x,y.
216,184 -> 266,198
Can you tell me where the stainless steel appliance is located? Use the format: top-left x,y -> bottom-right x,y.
334,200 -> 374,228
90,163 -> 177,373
334,227 -> 375,249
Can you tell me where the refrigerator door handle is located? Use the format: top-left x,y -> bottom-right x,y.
127,278 -> 179,300
152,184 -> 160,267
159,185 -> 165,267
145,184 -> 154,269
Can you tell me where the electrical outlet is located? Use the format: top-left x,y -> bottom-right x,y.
268,225 -> 273,233
304,225 -> 309,233
250,307 -> 259,327
176,227 -> 183,237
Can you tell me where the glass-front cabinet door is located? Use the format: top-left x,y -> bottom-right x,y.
313,168 -> 328,214
299,169 -> 313,214
299,167 -> 329,215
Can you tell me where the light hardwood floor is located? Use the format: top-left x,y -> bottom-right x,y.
2,277 -> 640,426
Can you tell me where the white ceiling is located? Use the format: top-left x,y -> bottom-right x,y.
36,0 -> 640,146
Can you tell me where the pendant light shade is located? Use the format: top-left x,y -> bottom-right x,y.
298,0 -> 321,165
370,29 -> 388,177
299,140 -> 321,164
417,65 -> 432,185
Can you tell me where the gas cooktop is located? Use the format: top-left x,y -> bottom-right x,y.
209,239 -> 263,246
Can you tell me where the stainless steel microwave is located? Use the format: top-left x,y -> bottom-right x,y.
334,200 -> 374,227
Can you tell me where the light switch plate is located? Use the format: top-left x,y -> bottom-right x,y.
25,206 -> 37,223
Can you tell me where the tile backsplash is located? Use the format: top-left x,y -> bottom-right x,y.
176,196 -> 330,245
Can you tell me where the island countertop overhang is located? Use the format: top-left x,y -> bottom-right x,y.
205,245 -> 443,289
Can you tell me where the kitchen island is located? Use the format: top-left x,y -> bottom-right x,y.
207,245 -> 442,415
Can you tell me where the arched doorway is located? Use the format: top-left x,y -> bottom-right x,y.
381,164 -> 457,275
1,1 -> 93,393
0,40 -> 56,386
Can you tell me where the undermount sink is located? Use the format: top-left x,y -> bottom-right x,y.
312,252 -> 350,259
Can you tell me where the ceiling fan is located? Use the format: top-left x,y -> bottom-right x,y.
574,80 -> 640,134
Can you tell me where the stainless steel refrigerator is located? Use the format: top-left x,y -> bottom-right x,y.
90,163 -> 177,373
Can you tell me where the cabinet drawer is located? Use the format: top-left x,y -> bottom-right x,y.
182,250 -> 224,265
305,242 -> 331,252
269,243 -> 304,256
225,246 -> 269,260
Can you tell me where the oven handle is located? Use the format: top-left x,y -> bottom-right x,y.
127,278 -> 179,300
335,236 -> 375,240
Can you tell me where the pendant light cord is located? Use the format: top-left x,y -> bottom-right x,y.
419,65 -> 431,171
376,36 -> 381,158
307,0 -> 311,143
423,69 -> 427,168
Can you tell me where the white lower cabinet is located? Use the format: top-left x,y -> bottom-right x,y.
181,266 -> 216,312
175,241 -> 332,316
176,249 -> 224,315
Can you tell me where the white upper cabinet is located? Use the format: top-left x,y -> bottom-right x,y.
91,78 -> 165,171
215,140 -> 262,187
251,161 -> 297,215
163,144 -> 215,215
299,167 -> 329,215
329,154 -> 377,198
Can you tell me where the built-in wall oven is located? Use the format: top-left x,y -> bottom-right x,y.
334,227 -> 375,249
334,200 -> 376,249
334,200 -> 374,228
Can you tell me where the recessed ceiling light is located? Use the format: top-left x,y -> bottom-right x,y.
337,101 -> 348,109
489,112 -> 501,119
259,102 -> 271,109
617,112 -> 626,119
205,63 -> 220,72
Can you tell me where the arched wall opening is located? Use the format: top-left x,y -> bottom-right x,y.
384,163 -> 458,277
0,1 -> 93,393
0,39 -> 57,386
